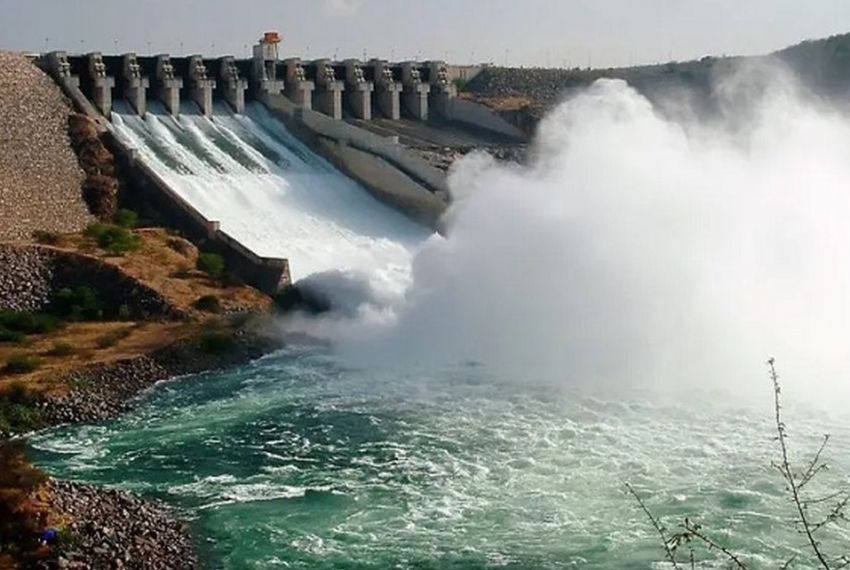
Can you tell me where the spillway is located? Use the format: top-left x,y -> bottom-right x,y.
109,101 -> 430,291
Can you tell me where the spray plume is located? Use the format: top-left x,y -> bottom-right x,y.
291,64 -> 850,404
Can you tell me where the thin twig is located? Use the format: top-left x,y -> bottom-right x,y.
626,482 -> 683,570
769,358 -> 832,569
811,495 -> 850,534
802,489 -> 847,507
681,518 -> 748,569
799,434 -> 831,490
780,553 -> 799,570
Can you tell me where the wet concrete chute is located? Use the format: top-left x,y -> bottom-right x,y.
38,33 -> 526,293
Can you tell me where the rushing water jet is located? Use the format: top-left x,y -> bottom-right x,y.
110,100 -> 430,291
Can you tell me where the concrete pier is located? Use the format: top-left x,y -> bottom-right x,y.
368,59 -> 402,120
45,51 -> 79,89
283,58 -> 314,110
400,62 -> 430,120
219,56 -> 247,113
311,59 -> 345,120
343,59 -> 373,120
121,53 -> 148,115
155,55 -> 183,115
426,60 -> 456,117
86,53 -> 115,116
188,55 -> 216,116
251,37 -> 284,102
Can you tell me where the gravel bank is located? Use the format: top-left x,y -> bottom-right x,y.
41,329 -> 283,425
39,480 -> 196,570
0,52 -> 90,241
0,243 -> 181,317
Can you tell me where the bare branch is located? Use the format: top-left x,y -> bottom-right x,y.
681,518 -> 748,569
768,358 -> 832,569
811,494 -> 850,534
780,553 -> 799,570
626,483 -> 683,570
803,489 -> 848,507
799,434 -> 831,489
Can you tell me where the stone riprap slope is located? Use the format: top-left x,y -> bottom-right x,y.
0,52 -> 90,241
0,243 -> 181,319
40,480 -> 196,570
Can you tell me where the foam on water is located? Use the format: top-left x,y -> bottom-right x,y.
42,71 -> 850,568
28,347 -> 850,569
109,101 -> 429,291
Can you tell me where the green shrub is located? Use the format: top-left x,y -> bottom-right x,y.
117,303 -> 132,320
3,382 -> 40,406
95,327 -> 132,349
0,440 -> 48,552
452,77 -> 469,91
84,222 -> 140,255
199,332 -> 235,355
31,230 -> 60,245
2,403 -> 41,432
193,295 -> 222,313
0,384 -> 44,433
46,341 -> 77,357
197,253 -> 226,278
51,286 -> 102,321
0,326 -> 25,343
83,222 -> 109,239
0,311 -> 60,335
3,354 -> 41,374
113,208 -> 139,229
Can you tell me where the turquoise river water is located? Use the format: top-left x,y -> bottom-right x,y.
28,345 -> 850,569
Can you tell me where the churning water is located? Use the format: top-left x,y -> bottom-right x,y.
28,346 -> 850,569
30,69 -> 850,568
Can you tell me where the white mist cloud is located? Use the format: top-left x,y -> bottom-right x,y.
294,65 -> 850,405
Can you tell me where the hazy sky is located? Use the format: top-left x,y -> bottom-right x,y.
1,0 -> 849,68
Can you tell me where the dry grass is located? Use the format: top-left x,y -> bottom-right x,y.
460,93 -> 534,112
0,227 -> 272,397
0,321 -> 195,396
55,227 -> 270,315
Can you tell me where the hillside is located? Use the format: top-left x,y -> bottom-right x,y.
462,32 -> 850,129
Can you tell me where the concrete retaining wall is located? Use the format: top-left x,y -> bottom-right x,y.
106,133 -> 291,295
317,139 -> 447,228
263,93 -> 448,230
442,98 -> 526,140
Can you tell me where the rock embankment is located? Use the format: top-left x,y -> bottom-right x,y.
0,243 -> 181,319
0,52 -> 90,241
41,329 -> 282,425
39,480 -> 196,570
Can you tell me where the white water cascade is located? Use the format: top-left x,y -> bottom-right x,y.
109,101 -> 430,292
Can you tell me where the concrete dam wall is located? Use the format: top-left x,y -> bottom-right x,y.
35,40 -> 522,295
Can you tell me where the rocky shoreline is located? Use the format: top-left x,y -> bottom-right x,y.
40,326 -> 282,425
37,480 -> 196,570
24,321 -> 284,570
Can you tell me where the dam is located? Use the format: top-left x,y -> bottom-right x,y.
42,33 -> 469,122
36,34 -> 522,295
6,11 -> 850,569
